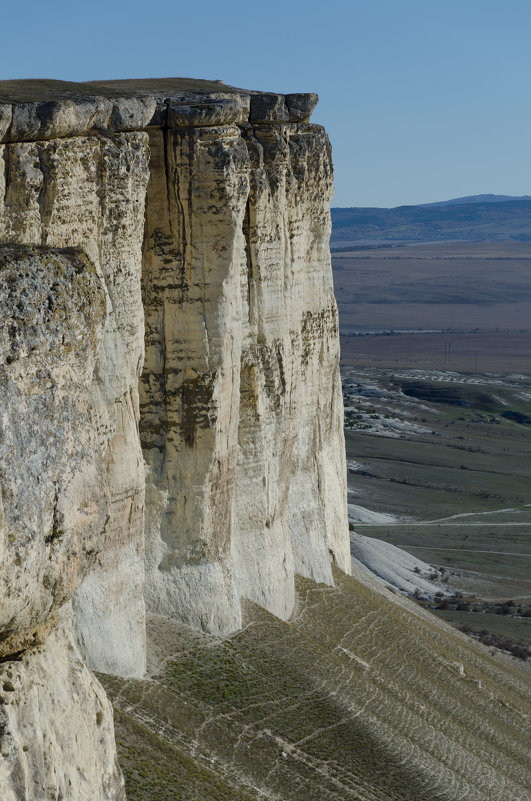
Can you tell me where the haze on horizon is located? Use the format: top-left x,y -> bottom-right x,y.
1,0 -> 529,208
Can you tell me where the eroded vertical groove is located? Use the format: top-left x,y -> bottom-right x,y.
140,114 -> 348,633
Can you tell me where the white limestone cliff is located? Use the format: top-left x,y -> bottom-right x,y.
0,612 -> 125,801
0,78 -> 349,800
141,92 -> 350,632
0,129 -> 149,679
0,243 -> 125,798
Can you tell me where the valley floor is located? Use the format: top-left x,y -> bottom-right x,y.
342,365 -> 531,660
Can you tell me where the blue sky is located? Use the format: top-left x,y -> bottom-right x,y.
2,0 -> 530,207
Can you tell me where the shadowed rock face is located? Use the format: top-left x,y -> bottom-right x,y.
0,245 -> 107,658
0,79 -> 348,800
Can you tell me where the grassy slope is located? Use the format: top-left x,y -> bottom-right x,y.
101,568 -> 530,801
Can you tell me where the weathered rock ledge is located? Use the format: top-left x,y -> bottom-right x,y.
0,78 -> 348,800
0,77 -> 318,142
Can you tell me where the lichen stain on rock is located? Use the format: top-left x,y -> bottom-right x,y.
299,302 -> 339,367
205,456 -> 234,560
239,360 -> 260,420
0,244 -> 105,366
179,372 -> 216,446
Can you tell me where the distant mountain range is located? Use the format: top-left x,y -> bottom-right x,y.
331,195 -> 531,247
421,194 -> 531,207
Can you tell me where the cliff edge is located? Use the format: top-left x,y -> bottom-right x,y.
0,78 -> 349,800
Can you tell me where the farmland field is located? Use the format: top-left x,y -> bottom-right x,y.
334,242 -> 531,655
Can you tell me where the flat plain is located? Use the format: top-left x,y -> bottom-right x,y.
335,241 -> 531,656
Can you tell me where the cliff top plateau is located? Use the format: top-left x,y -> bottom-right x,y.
0,77 -> 319,142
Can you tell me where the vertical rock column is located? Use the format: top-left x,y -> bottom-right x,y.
0,128 -> 150,677
141,100 -> 251,632
231,103 -> 350,619
68,132 -> 150,678
141,93 -> 350,632
282,122 -> 350,580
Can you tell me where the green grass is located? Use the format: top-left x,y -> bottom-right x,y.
430,609 -> 531,648
101,570 -> 531,801
112,708 -> 258,801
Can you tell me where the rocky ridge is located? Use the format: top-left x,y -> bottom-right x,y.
0,78 -> 348,799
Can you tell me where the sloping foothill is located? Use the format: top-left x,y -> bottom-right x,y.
101,568 -> 530,801
398,380 -> 498,411
397,380 -> 531,423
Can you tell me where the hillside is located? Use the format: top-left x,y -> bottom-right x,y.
330,198 -> 531,246
101,567 -> 531,801
421,194 -> 531,207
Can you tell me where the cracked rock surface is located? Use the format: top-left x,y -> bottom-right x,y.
0,78 -> 348,800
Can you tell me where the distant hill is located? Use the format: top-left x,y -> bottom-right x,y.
331,196 -> 531,247
421,194 -> 531,207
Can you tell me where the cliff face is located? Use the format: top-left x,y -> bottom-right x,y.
0,79 -> 348,799
141,96 -> 349,632
0,125 -> 150,680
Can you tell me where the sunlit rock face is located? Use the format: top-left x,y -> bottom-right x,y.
141,93 -> 350,632
0,78 -> 349,799
0,128 -> 149,678
0,611 -> 125,801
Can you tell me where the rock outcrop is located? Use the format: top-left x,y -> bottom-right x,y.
0,611 -> 125,801
0,125 -> 150,679
141,92 -> 349,632
0,243 -> 125,799
0,78 -> 348,799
